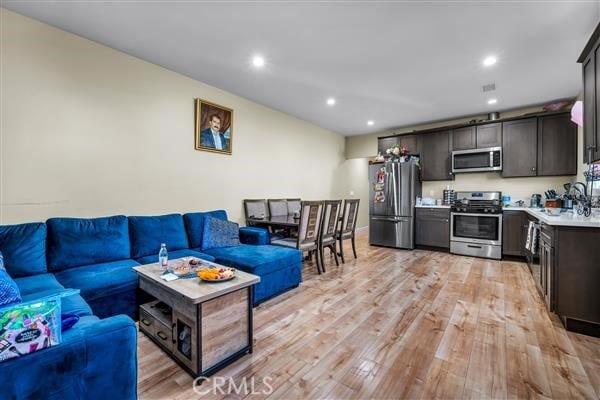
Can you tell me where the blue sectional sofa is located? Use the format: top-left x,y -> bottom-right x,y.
0,222 -> 137,400
0,209 -> 302,399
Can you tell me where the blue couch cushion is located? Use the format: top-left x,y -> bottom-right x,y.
14,273 -> 93,317
54,259 -> 140,302
0,252 -> 21,306
0,222 -> 47,277
183,210 -> 228,249
136,248 -> 216,265
60,294 -> 94,317
201,216 -> 240,251
129,214 -> 189,259
239,227 -> 270,245
47,215 -> 131,272
14,273 -> 65,298
202,244 -> 302,276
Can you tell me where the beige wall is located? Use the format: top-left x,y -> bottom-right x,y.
343,105 -> 585,228
0,9 -> 346,224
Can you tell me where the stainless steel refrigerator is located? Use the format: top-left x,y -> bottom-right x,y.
369,160 -> 422,249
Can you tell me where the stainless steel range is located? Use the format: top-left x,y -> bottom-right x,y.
450,191 -> 502,259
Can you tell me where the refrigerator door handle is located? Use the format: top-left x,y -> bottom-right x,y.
370,216 -> 410,222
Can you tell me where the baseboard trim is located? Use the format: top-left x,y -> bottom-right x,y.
356,225 -> 368,233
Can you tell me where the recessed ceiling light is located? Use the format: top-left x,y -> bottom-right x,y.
252,55 -> 265,68
488,98 -> 498,105
367,120 -> 374,126
483,56 -> 497,67
326,98 -> 336,106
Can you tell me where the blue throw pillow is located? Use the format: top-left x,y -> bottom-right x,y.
0,252 -> 22,306
201,217 -> 241,250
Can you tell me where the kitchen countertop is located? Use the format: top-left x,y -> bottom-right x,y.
415,204 -> 451,209
502,206 -> 600,228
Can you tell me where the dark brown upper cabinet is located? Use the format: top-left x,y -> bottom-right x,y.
377,134 -> 420,156
420,130 -> 453,181
476,123 -> 502,148
399,134 -> 420,155
537,114 -> 577,176
377,136 -> 398,155
502,118 -> 538,177
451,126 -> 476,150
578,22 -> 600,163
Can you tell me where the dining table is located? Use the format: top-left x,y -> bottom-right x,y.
246,215 -> 300,229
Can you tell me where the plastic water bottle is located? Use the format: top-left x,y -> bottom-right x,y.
158,243 -> 168,268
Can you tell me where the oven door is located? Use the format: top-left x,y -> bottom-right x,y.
450,212 -> 502,245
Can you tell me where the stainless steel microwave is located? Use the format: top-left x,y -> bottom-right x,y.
452,147 -> 502,173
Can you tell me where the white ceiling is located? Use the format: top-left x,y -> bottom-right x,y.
3,1 -> 599,136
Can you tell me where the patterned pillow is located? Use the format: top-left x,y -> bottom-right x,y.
201,217 -> 241,251
0,252 -> 22,307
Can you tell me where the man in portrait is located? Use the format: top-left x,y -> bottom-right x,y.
200,114 -> 229,151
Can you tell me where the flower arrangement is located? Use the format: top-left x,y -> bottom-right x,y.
385,144 -> 410,162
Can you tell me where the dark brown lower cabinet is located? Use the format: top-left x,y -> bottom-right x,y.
539,225 -> 554,311
526,219 -> 600,338
553,226 -> 600,337
415,208 -> 450,249
502,211 -> 528,257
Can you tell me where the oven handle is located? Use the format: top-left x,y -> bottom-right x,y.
451,212 -> 502,218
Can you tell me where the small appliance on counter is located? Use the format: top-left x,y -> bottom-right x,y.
450,191 -> 503,260
443,189 -> 455,205
530,194 -> 542,208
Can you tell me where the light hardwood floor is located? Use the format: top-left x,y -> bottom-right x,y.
138,232 -> 600,399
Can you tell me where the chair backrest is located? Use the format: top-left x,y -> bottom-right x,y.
268,199 -> 288,217
319,200 -> 342,242
286,198 -> 301,215
243,199 -> 268,219
297,201 -> 323,247
340,199 -> 360,235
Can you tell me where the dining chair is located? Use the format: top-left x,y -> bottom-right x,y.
243,199 -> 269,223
286,198 -> 301,215
271,201 -> 324,273
318,200 -> 342,272
337,199 -> 360,263
268,199 -> 288,217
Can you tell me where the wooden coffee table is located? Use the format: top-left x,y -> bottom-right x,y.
133,259 -> 260,377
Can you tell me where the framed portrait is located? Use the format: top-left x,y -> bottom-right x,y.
194,98 -> 233,155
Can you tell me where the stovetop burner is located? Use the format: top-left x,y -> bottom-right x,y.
451,191 -> 502,214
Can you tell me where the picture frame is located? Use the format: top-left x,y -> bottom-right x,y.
194,98 -> 233,155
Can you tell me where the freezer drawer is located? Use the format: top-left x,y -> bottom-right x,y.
369,216 -> 414,249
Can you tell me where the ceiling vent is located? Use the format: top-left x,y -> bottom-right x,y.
482,83 -> 496,92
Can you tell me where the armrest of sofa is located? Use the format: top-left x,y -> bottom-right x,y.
239,226 -> 270,245
1,315 -> 137,400
78,314 -> 138,399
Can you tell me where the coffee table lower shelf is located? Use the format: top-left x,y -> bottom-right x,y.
138,280 -> 254,378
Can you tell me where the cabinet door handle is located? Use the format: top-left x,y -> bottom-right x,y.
467,245 -> 483,249
141,318 -> 152,326
157,331 -> 168,341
